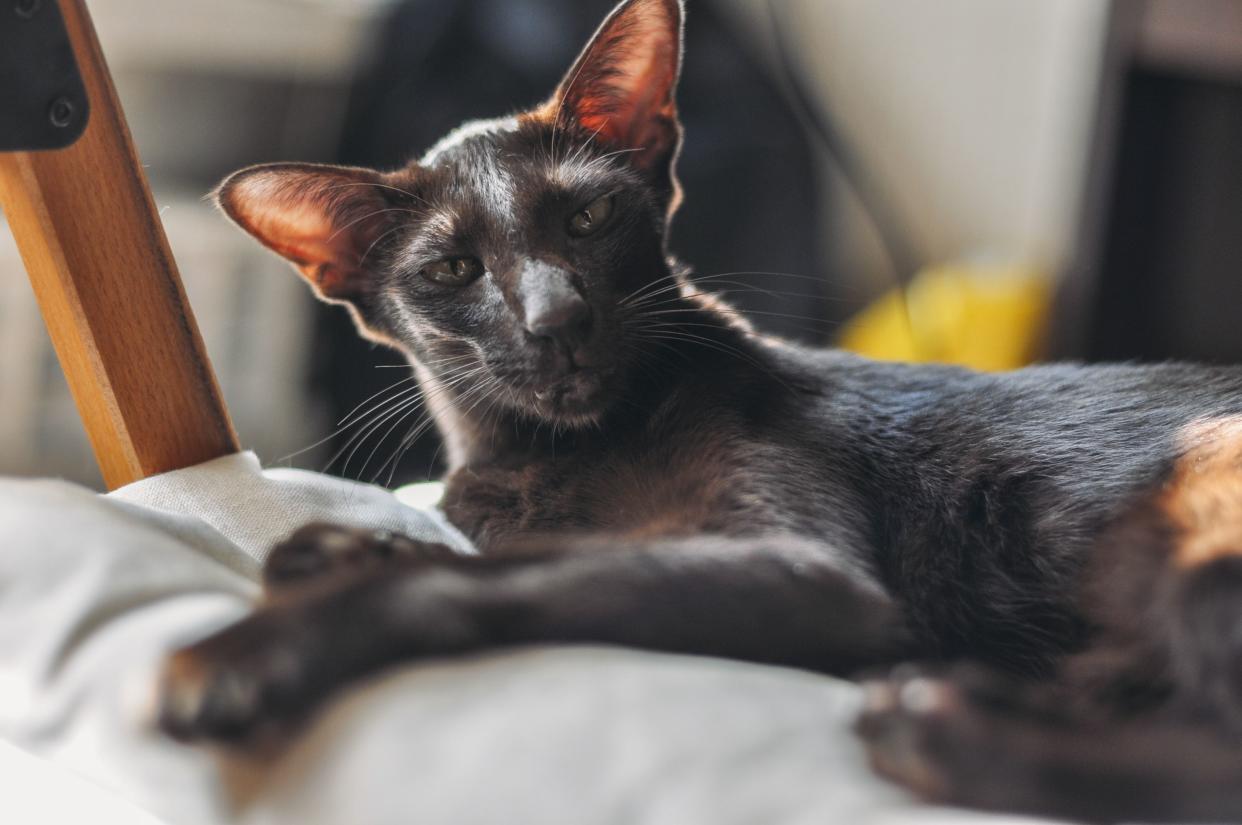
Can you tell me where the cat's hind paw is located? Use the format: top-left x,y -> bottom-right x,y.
855,667 -> 970,802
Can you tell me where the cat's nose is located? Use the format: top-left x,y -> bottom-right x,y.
527,297 -> 590,343
519,260 -> 592,348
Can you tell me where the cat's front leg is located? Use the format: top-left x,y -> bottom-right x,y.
159,555 -> 472,744
158,534 -> 907,744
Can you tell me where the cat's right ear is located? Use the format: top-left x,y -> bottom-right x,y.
215,163 -> 395,304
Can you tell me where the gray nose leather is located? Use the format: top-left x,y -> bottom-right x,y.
519,259 -> 590,344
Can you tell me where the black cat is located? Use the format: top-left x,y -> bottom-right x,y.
159,1 -> 1242,820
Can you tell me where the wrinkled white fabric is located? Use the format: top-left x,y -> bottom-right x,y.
108,451 -> 474,575
0,476 -> 253,825
0,454 -> 1067,825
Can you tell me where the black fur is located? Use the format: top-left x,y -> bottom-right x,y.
161,2 -> 1242,820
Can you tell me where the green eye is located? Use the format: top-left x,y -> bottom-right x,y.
422,257 -> 484,286
568,194 -> 615,237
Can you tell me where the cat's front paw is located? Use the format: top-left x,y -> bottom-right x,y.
157,609 -> 319,745
263,522 -> 458,593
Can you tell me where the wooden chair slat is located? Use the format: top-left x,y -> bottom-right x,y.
0,0 -> 239,489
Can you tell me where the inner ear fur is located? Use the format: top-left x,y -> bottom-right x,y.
215,163 -> 397,303
542,0 -> 685,203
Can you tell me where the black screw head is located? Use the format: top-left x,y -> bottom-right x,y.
48,97 -> 75,128
14,0 -> 42,19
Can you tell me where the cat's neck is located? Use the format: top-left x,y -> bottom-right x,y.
412,287 -> 765,470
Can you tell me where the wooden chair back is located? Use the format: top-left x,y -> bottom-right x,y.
0,0 -> 238,490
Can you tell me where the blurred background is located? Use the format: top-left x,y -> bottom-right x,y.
1,0 -> 1239,489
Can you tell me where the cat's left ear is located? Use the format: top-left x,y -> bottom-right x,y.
544,0 -> 685,209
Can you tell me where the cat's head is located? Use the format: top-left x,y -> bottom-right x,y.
216,0 -> 686,427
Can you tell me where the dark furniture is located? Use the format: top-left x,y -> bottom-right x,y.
1056,0 -> 1242,365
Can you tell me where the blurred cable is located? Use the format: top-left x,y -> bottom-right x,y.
765,0 -> 923,291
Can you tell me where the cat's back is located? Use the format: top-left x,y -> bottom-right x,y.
816,354 -> 1242,482
792,352 -> 1242,534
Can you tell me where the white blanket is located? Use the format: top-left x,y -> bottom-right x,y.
0,453 -> 1061,825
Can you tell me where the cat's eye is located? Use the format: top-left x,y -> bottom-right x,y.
568,194 -> 615,238
421,257 -> 484,287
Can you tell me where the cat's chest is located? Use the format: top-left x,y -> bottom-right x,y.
442,425 -> 775,549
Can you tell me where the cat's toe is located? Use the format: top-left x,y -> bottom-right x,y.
156,617 -> 311,745
856,668 -> 964,801
263,522 -> 457,592
158,652 -> 261,743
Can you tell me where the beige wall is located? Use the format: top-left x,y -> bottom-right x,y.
726,0 -> 1111,289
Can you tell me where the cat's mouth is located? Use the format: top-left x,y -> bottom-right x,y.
511,333 -> 616,422
527,367 -> 607,422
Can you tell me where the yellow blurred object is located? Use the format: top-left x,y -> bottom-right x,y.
837,263 -> 1052,371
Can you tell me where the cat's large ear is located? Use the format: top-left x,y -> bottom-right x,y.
545,0 -> 684,204
215,163 -> 395,304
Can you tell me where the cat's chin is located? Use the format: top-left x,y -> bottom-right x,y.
526,369 -> 609,426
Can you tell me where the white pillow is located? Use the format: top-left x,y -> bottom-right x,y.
0,452 -> 470,824
107,451 -> 473,574
0,454 -> 1065,825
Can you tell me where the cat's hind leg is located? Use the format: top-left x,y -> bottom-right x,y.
1077,416 -> 1242,729
857,416 -> 1242,822
1144,417 -> 1242,728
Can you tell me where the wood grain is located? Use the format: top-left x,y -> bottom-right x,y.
0,0 -> 238,489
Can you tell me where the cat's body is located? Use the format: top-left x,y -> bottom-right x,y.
158,1 -> 1242,820
444,336 -> 1242,672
